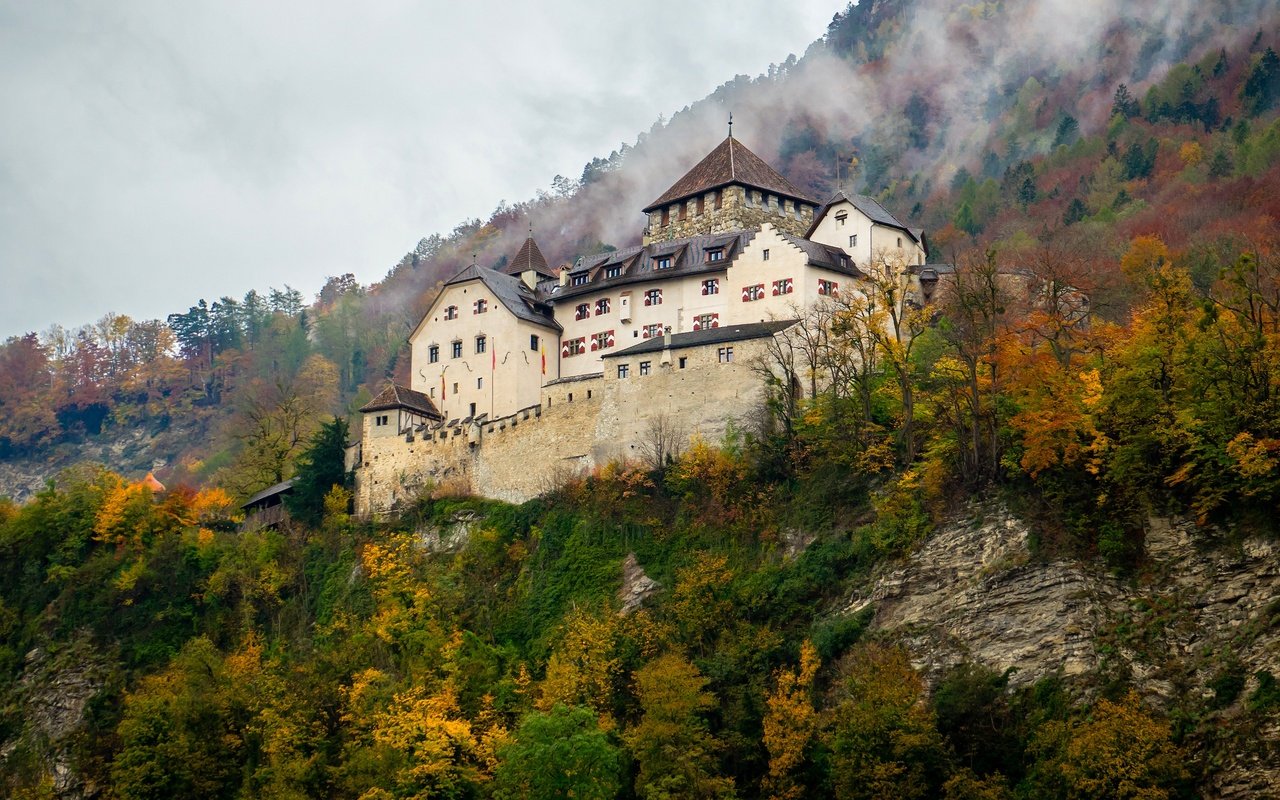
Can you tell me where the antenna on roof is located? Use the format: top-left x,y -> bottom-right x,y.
529,219 -> 533,238
727,112 -> 733,138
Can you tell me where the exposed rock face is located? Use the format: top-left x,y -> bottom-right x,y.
619,553 -> 659,615
843,502 -> 1279,798
843,503 -> 1124,689
4,635 -> 108,799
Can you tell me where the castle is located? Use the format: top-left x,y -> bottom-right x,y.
352,132 -> 929,514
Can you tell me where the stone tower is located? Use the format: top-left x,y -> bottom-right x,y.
641,135 -> 818,244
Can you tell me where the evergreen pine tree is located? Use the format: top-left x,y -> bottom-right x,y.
286,416 -> 350,527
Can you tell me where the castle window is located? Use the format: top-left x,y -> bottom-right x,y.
469,402 -> 476,417
678,356 -> 687,369
444,305 -> 458,320
563,337 -> 587,356
835,211 -> 848,226
375,414 -> 388,427
642,323 -> 662,339
530,334 -> 539,351
590,330 -> 615,351
654,256 -> 671,271
453,382 -> 459,395
818,279 -> 839,296
477,377 -> 483,389
713,190 -> 722,210
678,202 -> 688,221
849,234 -> 858,247
596,298 -> 610,315
575,303 -> 590,321
474,299 -> 487,314
572,273 -> 589,286
693,313 -> 719,330
718,346 -> 734,363
772,278 -> 794,296
898,237 -> 903,248
762,249 -> 770,261
606,265 -> 622,279
701,278 -> 719,295
428,345 -> 439,363
741,283 -> 766,302
644,288 -> 663,306
617,364 -> 629,379
475,335 -> 486,354
451,341 -> 463,358
697,196 -> 705,215
705,247 -> 724,263
639,361 -> 651,376
430,388 -> 436,398
661,207 -> 670,226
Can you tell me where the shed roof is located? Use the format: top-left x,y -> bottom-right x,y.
605,320 -> 797,358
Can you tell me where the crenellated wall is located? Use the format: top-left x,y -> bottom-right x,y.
353,337 -> 770,515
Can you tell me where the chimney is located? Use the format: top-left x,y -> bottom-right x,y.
521,269 -> 538,290
559,264 -> 571,287
660,327 -> 672,366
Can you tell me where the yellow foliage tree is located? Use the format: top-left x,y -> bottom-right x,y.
762,640 -> 820,800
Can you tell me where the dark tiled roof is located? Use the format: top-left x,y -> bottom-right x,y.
605,320 -> 798,358
545,231 -> 756,302
506,235 -> 553,278
644,136 -> 816,212
242,479 -> 295,509
445,263 -> 561,330
360,383 -> 442,418
777,232 -> 866,278
806,191 -> 916,239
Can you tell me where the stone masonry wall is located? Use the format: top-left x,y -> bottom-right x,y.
644,186 -> 814,244
353,338 -> 772,514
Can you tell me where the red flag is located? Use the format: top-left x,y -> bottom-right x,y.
441,374 -> 445,401
540,344 -> 546,375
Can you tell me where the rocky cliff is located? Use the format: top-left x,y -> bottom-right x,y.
843,502 -> 1280,798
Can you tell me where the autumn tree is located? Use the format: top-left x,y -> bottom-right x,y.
822,643 -> 948,799
762,640 -> 820,800
625,652 -> 735,800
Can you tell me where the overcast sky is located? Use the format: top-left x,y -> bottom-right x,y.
0,1 -> 839,339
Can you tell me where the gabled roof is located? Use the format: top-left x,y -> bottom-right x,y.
777,232 -> 866,278
643,136 -> 815,213
439,263 -> 561,331
506,235 -> 553,279
806,190 -> 917,240
605,320 -> 798,358
360,383 -> 442,418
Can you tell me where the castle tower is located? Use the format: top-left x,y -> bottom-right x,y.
506,230 -> 555,289
641,134 -> 818,244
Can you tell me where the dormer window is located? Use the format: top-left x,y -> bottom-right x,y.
473,299 -> 487,314
595,298 -> 611,315
444,305 -> 458,320
605,265 -> 622,279
655,256 -> 672,271
572,273 -> 589,286
575,303 -> 590,321
705,247 -> 724,263
835,211 -> 848,226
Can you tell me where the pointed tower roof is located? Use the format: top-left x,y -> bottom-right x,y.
643,135 -> 815,213
506,234 -> 552,278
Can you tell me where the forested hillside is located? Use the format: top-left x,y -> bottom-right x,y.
2,1 -> 1280,797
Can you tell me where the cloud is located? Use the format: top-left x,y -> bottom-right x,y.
0,0 -> 837,338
